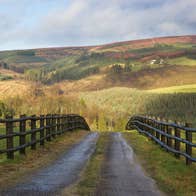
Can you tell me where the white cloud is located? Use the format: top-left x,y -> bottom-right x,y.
0,0 -> 195,50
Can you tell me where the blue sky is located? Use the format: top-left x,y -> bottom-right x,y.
0,0 -> 195,50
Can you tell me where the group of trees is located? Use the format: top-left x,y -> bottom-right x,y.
107,63 -> 132,81
0,61 -> 25,73
0,62 -> 8,69
25,66 -> 100,84
110,64 -> 132,74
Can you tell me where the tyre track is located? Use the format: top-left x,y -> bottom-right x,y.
95,132 -> 164,196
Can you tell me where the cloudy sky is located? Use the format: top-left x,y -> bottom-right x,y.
0,0 -> 195,50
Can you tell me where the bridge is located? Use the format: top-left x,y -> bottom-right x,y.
0,113 -> 195,195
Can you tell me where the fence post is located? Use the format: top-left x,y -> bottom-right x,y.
148,118 -> 153,140
31,115 -> 36,150
185,123 -> 192,165
71,115 -> 74,130
166,120 -> 172,149
74,115 -> 76,130
68,115 -> 72,131
19,114 -> 26,155
52,114 -> 56,138
40,115 -> 45,146
60,115 -> 64,134
174,121 -> 180,158
46,114 -> 51,141
77,116 -> 79,129
49,115 -> 53,139
149,118 -> 154,139
55,114 -> 57,136
6,115 -> 14,159
155,117 -> 160,142
161,118 -> 166,144
57,115 -> 61,135
73,115 -> 76,130
66,115 -> 69,131
62,115 -> 65,133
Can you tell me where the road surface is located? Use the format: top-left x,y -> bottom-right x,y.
2,132 -> 99,196
95,132 -> 164,196
1,132 -> 164,196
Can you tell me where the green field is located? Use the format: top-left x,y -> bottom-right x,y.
81,87 -> 196,129
148,84 -> 196,93
167,57 -> 196,66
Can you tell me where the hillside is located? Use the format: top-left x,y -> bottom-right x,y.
0,35 -> 195,131
0,35 -> 195,89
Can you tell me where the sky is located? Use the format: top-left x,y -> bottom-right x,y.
0,0 -> 195,50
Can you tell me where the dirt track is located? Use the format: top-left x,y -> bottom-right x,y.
95,132 -> 163,196
1,132 -> 99,196
1,132 -> 164,196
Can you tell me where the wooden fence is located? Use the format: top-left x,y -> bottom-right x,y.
0,114 -> 90,160
126,115 -> 196,165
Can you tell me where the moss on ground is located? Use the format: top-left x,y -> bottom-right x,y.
75,132 -> 110,196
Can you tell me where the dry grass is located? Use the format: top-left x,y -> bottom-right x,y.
0,68 -> 21,78
58,65 -> 196,91
0,79 -> 33,98
47,65 -> 196,91
0,130 -> 88,189
0,64 -> 196,100
46,74 -> 105,94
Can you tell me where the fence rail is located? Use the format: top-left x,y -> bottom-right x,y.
126,115 -> 196,165
0,114 -> 90,160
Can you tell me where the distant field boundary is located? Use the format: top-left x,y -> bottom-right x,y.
126,115 -> 196,165
0,114 -> 90,160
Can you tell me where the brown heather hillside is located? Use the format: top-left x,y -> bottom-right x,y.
0,35 -> 195,94
35,46 -> 92,60
91,35 -> 196,51
29,35 -> 196,58
2,35 -> 194,59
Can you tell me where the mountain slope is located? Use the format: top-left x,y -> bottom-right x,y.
0,35 -> 195,88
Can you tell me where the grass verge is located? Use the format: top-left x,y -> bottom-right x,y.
0,130 -> 88,189
75,132 -> 110,196
123,131 -> 196,196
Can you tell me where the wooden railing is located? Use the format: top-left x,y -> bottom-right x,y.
0,114 -> 90,160
126,115 -> 196,165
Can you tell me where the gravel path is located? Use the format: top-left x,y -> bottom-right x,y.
1,132 -> 99,196
95,132 -> 164,196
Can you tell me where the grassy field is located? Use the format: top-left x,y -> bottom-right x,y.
167,57 -> 196,66
148,84 -> 196,93
123,131 -> 196,196
81,87 -> 196,128
0,79 -> 196,130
